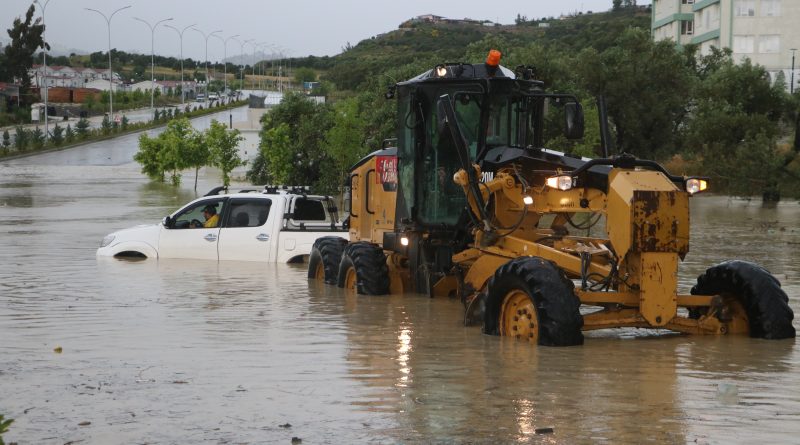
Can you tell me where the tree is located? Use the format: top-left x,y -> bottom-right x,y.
132,117 -> 205,186
321,97 -> 366,193
682,55 -> 790,198
158,118 -> 197,185
14,127 -> 28,151
249,92 -> 333,188
206,120 -> 244,187
31,127 -> 44,148
2,130 -> 10,153
134,132 -> 166,182
51,123 -> 63,146
1,5 -> 48,104
64,124 -> 74,143
293,67 -> 317,85
101,114 -> 112,135
612,0 -> 623,11
75,118 -> 90,139
577,28 -> 695,159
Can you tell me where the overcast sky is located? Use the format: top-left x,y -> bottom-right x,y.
1,0 -> 643,60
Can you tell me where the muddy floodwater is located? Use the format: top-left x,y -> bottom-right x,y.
1,112 -> 799,444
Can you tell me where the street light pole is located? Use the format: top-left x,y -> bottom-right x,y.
164,23 -> 195,106
213,34 -> 239,100
86,5 -> 131,119
134,16 -> 173,110
192,28 -> 222,106
34,0 -> 51,141
791,48 -> 797,95
257,43 -> 269,90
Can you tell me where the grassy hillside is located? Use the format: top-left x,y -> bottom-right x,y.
292,8 -> 651,90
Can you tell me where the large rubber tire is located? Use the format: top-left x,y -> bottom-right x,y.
691,260 -> 795,340
307,236 -> 348,284
336,242 -> 389,295
483,257 -> 584,346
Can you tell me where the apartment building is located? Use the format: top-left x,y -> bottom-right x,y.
652,0 -> 800,90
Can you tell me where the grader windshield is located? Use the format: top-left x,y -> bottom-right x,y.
397,81 -> 548,228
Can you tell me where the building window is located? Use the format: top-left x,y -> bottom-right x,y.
681,20 -> 694,35
733,35 -> 755,53
734,0 -> 756,16
682,0 -> 694,4
759,35 -> 780,53
761,0 -> 781,17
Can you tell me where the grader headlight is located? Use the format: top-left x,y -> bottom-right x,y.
546,175 -> 574,191
685,178 -> 708,195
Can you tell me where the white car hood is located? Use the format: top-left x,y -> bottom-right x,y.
98,224 -> 161,252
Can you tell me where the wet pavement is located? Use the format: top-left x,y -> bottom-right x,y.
1,119 -> 799,444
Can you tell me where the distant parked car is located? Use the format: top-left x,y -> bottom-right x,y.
208,93 -> 219,101
97,187 -> 348,263
195,93 -> 206,102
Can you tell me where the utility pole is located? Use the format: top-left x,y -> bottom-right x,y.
192,28 -> 222,106
164,23 -> 195,106
791,48 -> 797,95
134,16 -> 173,110
213,34 -> 239,100
86,5 -> 131,120
34,0 -> 51,142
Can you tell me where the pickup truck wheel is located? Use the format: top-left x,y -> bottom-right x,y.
337,242 -> 389,295
308,236 -> 348,284
483,257 -> 583,346
691,260 -> 795,339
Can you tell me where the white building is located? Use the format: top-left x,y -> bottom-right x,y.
84,78 -> 123,92
29,65 -> 121,88
652,0 -> 800,90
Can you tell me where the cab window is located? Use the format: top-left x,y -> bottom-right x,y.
171,199 -> 225,229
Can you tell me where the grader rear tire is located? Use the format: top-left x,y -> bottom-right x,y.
308,236 -> 348,284
483,257 -> 583,346
691,260 -> 795,339
336,242 -> 389,295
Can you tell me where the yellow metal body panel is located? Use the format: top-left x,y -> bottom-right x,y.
606,170 -> 683,260
349,155 -> 397,244
638,252 -> 678,326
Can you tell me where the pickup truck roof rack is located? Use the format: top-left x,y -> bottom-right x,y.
204,185 -> 315,196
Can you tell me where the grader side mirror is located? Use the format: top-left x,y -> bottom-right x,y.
564,102 -> 585,140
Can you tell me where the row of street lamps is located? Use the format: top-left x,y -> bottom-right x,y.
33,1 -> 291,135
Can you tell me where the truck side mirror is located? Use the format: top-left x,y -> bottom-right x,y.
564,102 -> 585,140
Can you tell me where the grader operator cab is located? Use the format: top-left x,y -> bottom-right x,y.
309,50 -> 795,345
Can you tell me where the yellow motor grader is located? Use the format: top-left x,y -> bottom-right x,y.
309,51 -> 795,345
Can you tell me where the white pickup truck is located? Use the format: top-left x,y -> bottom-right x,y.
97,186 -> 348,263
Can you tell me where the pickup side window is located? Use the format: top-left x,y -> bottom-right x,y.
293,198 -> 327,221
170,198 -> 226,229
286,197 -> 335,230
224,198 -> 272,228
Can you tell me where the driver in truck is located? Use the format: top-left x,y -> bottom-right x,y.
197,205 -> 219,228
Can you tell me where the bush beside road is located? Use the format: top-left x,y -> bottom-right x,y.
0,100 -> 247,160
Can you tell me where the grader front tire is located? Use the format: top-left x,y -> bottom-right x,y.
691,260 -> 795,339
308,236 -> 348,284
483,257 -> 584,346
336,242 -> 390,295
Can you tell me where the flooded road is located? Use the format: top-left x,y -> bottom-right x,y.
1,120 -> 799,444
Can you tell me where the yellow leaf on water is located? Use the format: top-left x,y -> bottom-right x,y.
53,346 -> 63,353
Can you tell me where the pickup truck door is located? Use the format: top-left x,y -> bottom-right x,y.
217,197 -> 275,262
158,198 -> 225,260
